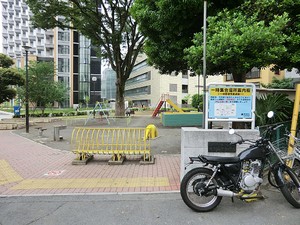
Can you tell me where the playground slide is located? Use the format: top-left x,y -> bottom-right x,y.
166,99 -> 184,112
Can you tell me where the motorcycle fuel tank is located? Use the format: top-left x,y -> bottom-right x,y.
238,145 -> 265,161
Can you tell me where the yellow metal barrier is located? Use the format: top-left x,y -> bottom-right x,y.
71,127 -> 151,163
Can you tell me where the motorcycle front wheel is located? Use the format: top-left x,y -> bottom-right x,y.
180,168 -> 222,212
279,168 -> 300,208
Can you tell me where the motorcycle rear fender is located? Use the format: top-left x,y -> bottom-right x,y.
273,164 -> 300,188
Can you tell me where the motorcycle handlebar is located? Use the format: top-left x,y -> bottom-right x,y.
230,139 -> 255,145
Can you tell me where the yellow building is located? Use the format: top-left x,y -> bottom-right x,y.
224,67 -> 285,87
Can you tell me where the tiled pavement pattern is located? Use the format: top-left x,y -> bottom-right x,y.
0,130 -> 180,196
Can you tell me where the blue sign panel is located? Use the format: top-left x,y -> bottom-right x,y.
208,84 -> 254,119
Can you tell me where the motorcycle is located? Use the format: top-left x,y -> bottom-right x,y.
180,111 -> 300,212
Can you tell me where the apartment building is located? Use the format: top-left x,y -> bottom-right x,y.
125,54 -> 223,108
224,67 -> 287,87
0,0 -> 101,107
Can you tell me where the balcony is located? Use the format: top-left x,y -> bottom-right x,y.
2,21 -> 8,26
29,35 -> 36,40
37,45 -> 44,50
21,14 -> 28,20
14,28 -> 21,33
45,43 -> 54,48
14,5 -> 21,11
36,33 -> 44,38
45,30 -> 54,35
21,25 -> 28,31
14,17 -> 21,22
15,39 -> 21,44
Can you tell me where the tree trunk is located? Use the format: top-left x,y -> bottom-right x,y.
115,78 -> 125,116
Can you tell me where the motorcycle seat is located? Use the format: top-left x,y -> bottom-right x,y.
200,155 -> 240,164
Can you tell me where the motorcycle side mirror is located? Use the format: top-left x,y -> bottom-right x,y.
267,111 -> 274,118
229,129 -> 235,135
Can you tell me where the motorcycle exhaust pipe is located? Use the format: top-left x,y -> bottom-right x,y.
217,189 -> 238,197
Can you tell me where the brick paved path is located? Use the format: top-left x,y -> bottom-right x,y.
0,130 -> 180,196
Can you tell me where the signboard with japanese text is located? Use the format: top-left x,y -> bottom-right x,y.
205,83 -> 256,129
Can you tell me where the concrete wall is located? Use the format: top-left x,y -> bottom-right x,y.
180,128 -> 260,180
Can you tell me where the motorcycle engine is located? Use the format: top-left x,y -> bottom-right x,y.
240,159 -> 263,192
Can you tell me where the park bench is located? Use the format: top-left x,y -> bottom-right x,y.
35,127 -> 47,136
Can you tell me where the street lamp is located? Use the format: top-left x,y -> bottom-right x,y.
92,76 -> 97,103
23,45 -> 31,133
202,0 -> 207,129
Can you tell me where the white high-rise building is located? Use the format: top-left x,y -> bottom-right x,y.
0,0 -> 102,107
0,0 -> 54,58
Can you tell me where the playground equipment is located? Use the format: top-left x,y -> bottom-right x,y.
152,94 -> 184,117
85,102 -> 111,125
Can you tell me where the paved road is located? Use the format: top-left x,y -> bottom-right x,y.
0,191 -> 299,225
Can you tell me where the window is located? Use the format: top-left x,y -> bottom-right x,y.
91,58 -> 101,74
132,60 -> 147,72
58,58 -> 70,72
182,85 -> 188,93
169,84 -> 177,92
246,67 -> 260,79
58,31 -> 70,41
58,45 -> 69,54
126,72 -> 150,85
125,86 -> 150,96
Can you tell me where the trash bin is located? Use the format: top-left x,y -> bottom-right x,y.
13,106 -> 21,116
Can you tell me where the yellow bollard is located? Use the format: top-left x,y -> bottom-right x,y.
287,84 -> 300,167
144,124 -> 158,140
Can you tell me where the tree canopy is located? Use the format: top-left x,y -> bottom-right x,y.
26,0 -> 145,116
0,54 -> 24,104
132,0 -> 244,74
242,0 -> 300,71
17,61 -> 67,114
133,0 -> 300,81
185,10 -> 289,82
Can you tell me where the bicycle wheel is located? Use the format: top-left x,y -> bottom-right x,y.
292,159 -> 300,178
279,168 -> 300,208
180,168 -> 222,212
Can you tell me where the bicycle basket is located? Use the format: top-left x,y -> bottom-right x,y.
271,137 -> 289,158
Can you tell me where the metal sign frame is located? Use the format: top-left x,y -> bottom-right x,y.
205,83 -> 256,129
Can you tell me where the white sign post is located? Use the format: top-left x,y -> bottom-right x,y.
205,83 -> 256,129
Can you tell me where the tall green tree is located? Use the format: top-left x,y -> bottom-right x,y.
132,0 -> 244,74
242,0 -> 300,71
17,62 -> 67,115
0,54 -> 24,104
26,0 -> 145,116
185,10 -> 289,82
133,0 -> 300,81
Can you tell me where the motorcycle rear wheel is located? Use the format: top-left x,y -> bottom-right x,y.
180,168 -> 222,212
279,168 -> 300,208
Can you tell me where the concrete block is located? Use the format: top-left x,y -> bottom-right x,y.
181,128 -> 260,180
